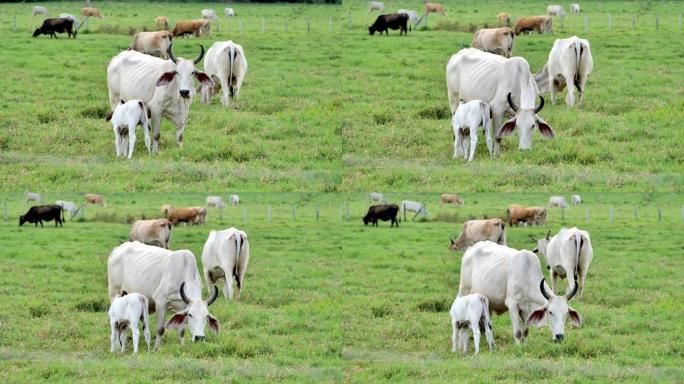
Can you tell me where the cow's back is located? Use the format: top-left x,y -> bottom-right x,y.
459,241 -> 514,313
447,48 -> 506,104
108,50 -> 172,104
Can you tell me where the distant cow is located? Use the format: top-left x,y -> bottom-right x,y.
571,4 -> 581,14
81,7 -> 103,19
201,40 -> 248,108
108,292 -> 151,354
155,16 -> 168,30
397,9 -> 419,29
32,6 -> 48,17
224,8 -> 235,17
173,19 -> 211,38
85,193 -> 106,207
55,200 -> 80,218
202,227 -> 250,300
515,16 -> 553,35
548,196 -> 568,208
440,194 -> 464,206
206,196 -> 226,208
547,5 -> 566,18
369,13 -> 409,36
19,205 -> 64,227
229,194 -> 240,206
452,99 -> 494,161
425,2 -> 447,15
363,204 -> 400,227
369,192 -> 387,203
533,227 -> 593,298
535,36 -> 593,107
167,207 -> 200,226
189,207 -> 207,225
369,1 -> 384,13
129,31 -> 173,59
129,219 -> 172,249
497,12 -> 510,26
201,9 -> 217,22
471,27 -> 515,58
450,293 -> 494,354
572,194 -> 581,205
507,204 -> 546,226
58,13 -> 80,30
400,200 -> 428,219
107,100 -> 152,159
25,192 -> 43,203
449,218 -> 506,251
33,18 -> 76,39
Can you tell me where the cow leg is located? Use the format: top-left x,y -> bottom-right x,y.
578,269 -> 587,299
110,325 -> 118,352
177,324 -> 185,345
119,329 -> 127,353
222,263 -> 234,299
131,318 -> 140,354
459,328 -> 469,353
175,122 -> 185,149
151,112 -> 162,153
492,112 -> 503,155
484,122 -> 494,158
154,300 -> 165,351
471,324 -> 481,354
564,73 -> 575,107
39,220 -> 43,228
451,320 -> 458,352
485,322 -> 494,351
142,122 -> 152,155
115,131 -> 123,157
506,300 -> 524,344
468,127 -> 478,162
220,75 -> 231,107
128,127 -> 136,160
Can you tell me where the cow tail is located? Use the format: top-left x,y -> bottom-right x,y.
478,295 -> 491,335
232,232 -> 242,290
228,45 -> 235,98
574,230 -> 581,278
574,39 -> 581,90
140,295 -> 150,334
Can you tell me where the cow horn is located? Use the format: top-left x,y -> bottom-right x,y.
206,285 -> 219,306
539,279 -> 551,300
167,43 -> 177,63
534,96 -> 545,113
507,92 -> 519,112
566,277 -> 579,301
450,237 -> 455,244
179,282 -> 190,304
545,230 -> 551,240
193,45 -> 205,64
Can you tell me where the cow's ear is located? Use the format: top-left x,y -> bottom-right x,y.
207,314 -> 220,334
536,117 -> 555,138
156,71 -> 177,86
165,311 -> 188,329
497,118 -> 517,138
568,307 -> 582,327
194,71 -> 214,87
105,111 -> 114,122
525,307 -> 548,327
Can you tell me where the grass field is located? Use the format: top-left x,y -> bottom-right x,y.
1,192 -> 683,381
0,1 -> 682,192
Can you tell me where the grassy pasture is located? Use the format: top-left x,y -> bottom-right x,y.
0,192 -> 683,381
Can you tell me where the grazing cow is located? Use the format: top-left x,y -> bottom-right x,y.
107,242 -> 220,350
515,16 -> 553,35
55,200 -> 80,218
206,196 -> 226,208
107,100 -> 152,159
229,194 -> 240,206
531,206 -> 548,225
108,292 -> 151,354
507,204 -> 546,226
81,7 -> 103,19
446,48 -> 554,152
397,9 -> 419,29
369,1 -> 384,13
161,204 -> 173,216
571,4 -> 581,14
173,19 -> 211,38
129,31 -> 173,60
107,45 -> 213,152
202,227 -> 250,300
448,218 -> 506,251
425,2 -> 447,15
363,204 -> 400,227
25,192 -> 43,203
19,205 -> 64,227
84,193 -> 106,207
167,207 -> 200,226
572,194 -> 581,205
452,99 -> 494,161
369,192 -> 387,203
548,196 -> 569,208
450,293 -> 494,354
400,200 -> 428,220
190,207 -> 207,225
201,41 -> 248,108
224,8 -> 235,17
459,241 -> 582,343
497,12 -> 510,27
471,27 -> 515,58
440,194 -> 464,206
155,16 -> 169,30
58,14 -> 80,30
129,219 -> 172,249
547,5 -> 566,18
369,14 -> 409,36
33,18 -> 76,39
32,6 -> 48,17
533,228 -> 593,298
535,36 -> 593,107
201,9 -> 218,22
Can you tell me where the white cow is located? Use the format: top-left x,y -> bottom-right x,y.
58,13 -> 80,29
25,192 -> 42,203
452,99 -> 494,161
229,194 -> 240,206
459,241 -> 582,343
107,100 -> 151,159
450,293 -> 494,354
224,8 -> 235,17
572,194 -> 581,205
533,227 -> 593,298
201,41 -> 248,108
547,5 -> 566,17
570,4 -> 581,14
369,192 -> 387,203
369,1 -> 384,13
201,227 -> 250,300
201,9 -> 218,22
107,242 -> 220,350
535,36 -> 593,107
32,6 -> 48,17
55,200 -> 80,217
206,196 -> 226,208
108,292 -> 151,354
397,9 -> 419,28
548,196 -> 569,208
446,48 -> 554,152
400,200 -> 428,219
107,45 -> 213,152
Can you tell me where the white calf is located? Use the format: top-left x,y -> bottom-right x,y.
450,293 -> 494,353
107,100 -> 151,159
108,293 -> 151,354
224,8 -> 235,17
25,192 -> 43,203
452,100 -> 493,161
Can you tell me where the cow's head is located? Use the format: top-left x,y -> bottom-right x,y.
32,28 -> 42,37
165,282 -> 219,342
530,230 -> 552,259
156,44 -> 214,100
368,26 -> 376,35
497,93 -> 554,150
447,237 -> 459,251
526,278 -> 582,342
362,215 -> 370,225
19,215 -> 26,226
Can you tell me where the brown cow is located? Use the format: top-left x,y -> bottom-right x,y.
425,2 -> 447,15
440,194 -> 464,206
507,204 -> 546,226
189,206 -> 207,225
497,12 -> 510,27
129,31 -> 173,59
81,7 -> 103,19
129,219 -> 172,249
448,219 -> 506,251
471,27 -> 515,58
155,16 -> 169,30
167,207 -> 200,226
172,19 -> 211,38
515,16 -> 552,35
84,193 -> 106,207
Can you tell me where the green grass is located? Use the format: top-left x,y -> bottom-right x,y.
0,192 -> 683,381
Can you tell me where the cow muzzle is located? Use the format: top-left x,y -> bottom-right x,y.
192,335 -> 206,342
554,334 -> 564,342
179,90 -> 190,98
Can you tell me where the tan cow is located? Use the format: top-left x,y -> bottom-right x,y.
190,207 -> 207,225
172,19 -> 211,38
160,204 -> 173,216
507,204 -> 546,226
425,2 -> 447,15
155,16 -> 169,30
471,27 -> 515,58
129,31 -> 173,59
440,194 -> 464,206
515,16 -> 552,35
84,193 -> 106,207
167,207 -> 200,226
530,207 -> 547,226
81,7 -> 103,19
448,219 -> 506,251
497,12 -> 510,26
129,219 -> 172,249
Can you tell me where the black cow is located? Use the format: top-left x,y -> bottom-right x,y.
33,18 -> 76,39
19,205 -> 64,227
369,14 -> 409,36
363,204 -> 400,227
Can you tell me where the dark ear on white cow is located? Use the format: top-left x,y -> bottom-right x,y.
525,307 -> 548,327
536,117 -> 555,138
156,71 -> 177,86
165,311 -> 188,329
120,100 -> 125,105
194,71 -> 214,87
568,307 -> 582,327
207,314 -> 220,334
105,111 -> 114,122
497,118 -> 517,138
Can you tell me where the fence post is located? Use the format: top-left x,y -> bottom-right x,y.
316,206 -> 320,222
585,207 -> 589,224
609,206 -> 614,224
267,205 -> 271,223
348,11 -> 352,30
608,13 -> 612,32
243,207 -> 247,223
560,16 -> 564,29
584,15 -> 588,33
339,205 -> 343,221
329,16 -> 333,32
307,17 -> 310,33
656,14 -> 659,30
658,207 -> 662,222
632,15 -> 636,29
216,18 -> 220,32
13,15 -> 17,32
292,206 -> 296,221
3,201 -> 7,222
239,20 -> 243,34
402,203 -> 407,222
81,204 -> 86,219
261,18 -> 265,33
